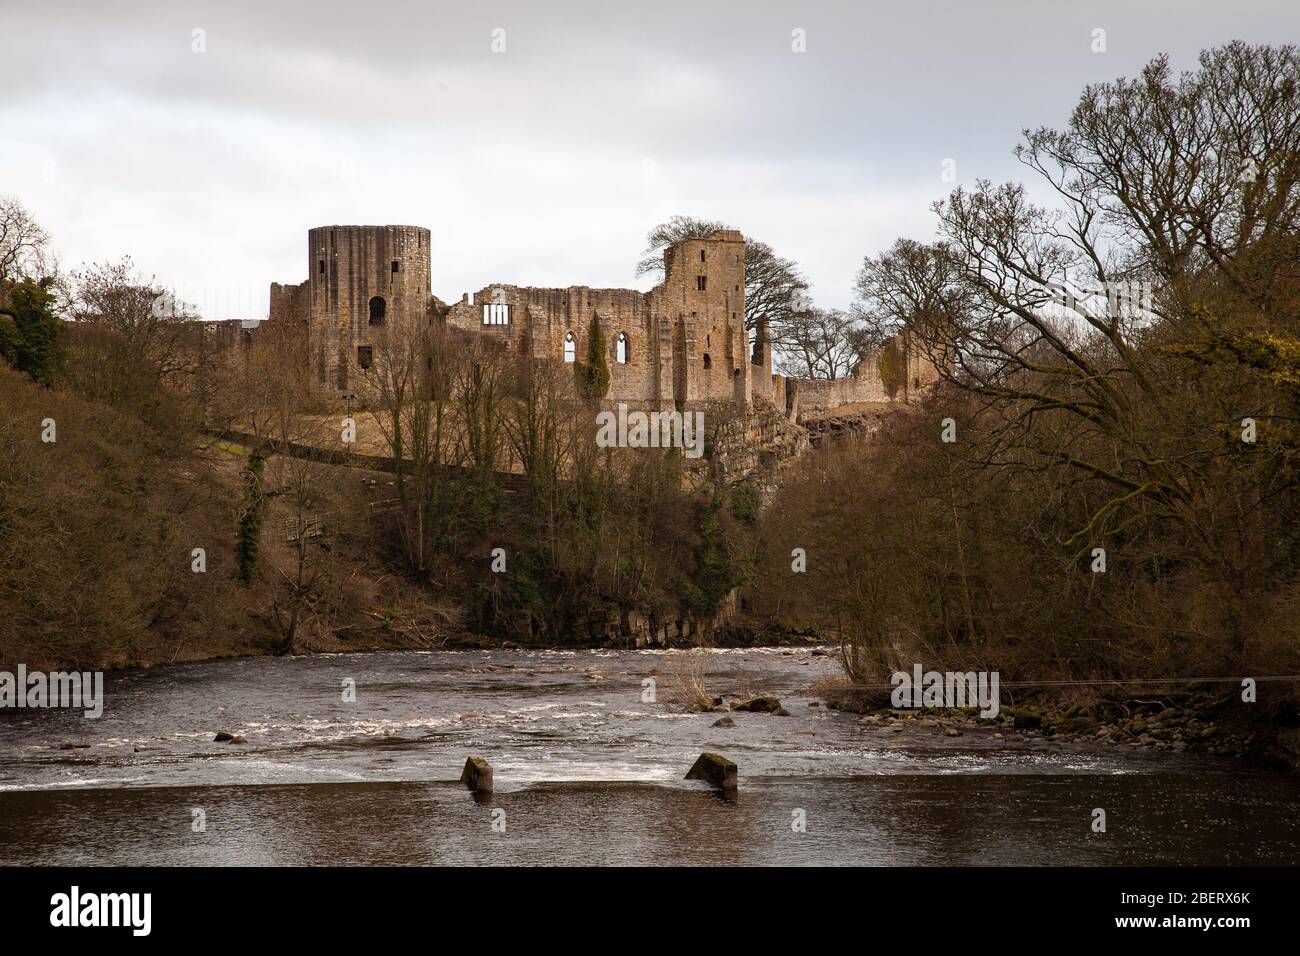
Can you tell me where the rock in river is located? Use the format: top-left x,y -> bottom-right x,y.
685,752 -> 738,791
460,756 -> 494,793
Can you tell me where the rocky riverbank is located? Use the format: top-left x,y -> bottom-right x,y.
820,682 -> 1300,772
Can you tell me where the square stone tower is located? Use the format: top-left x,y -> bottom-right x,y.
650,228 -> 754,407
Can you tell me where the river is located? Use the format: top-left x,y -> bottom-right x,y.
1,647 -> 1297,865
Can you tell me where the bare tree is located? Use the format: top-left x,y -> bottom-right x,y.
216,319 -> 332,653
634,215 -> 730,279
770,305 -> 861,379
453,335 -> 510,481
360,319 -> 463,574
0,196 -> 53,285
504,350 -> 577,509
67,257 -> 201,401
852,238 -> 971,349
636,215 -> 810,335
878,41 -> 1300,643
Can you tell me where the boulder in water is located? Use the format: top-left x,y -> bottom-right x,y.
460,756 -> 493,793
686,752 -> 737,791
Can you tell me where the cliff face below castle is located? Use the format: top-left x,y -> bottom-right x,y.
690,401 -> 808,487
693,400 -> 897,486
799,402 -> 896,446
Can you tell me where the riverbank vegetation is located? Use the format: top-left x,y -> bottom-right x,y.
0,229 -> 758,666
748,42 -> 1300,761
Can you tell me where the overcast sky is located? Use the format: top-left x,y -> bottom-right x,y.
2,0 -> 1294,318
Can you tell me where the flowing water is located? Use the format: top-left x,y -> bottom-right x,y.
1,647 -> 1297,865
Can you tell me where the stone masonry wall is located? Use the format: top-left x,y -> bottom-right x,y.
253,224 -> 933,418
442,228 -> 756,410
304,224 -> 432,395
785,330 -> 937,419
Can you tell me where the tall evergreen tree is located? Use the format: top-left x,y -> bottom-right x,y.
574,315 -> 610,399
0,278 -> 62,386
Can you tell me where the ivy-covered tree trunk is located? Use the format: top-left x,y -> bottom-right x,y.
235,449 -> 268,587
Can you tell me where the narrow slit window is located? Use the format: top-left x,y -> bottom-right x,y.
615,332 -> 628,364
564,333 -> 576,363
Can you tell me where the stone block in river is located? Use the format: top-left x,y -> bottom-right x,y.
460,756 -> 493,793
686,752 -> 738,791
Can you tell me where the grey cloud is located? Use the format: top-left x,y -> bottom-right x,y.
0,0 -> 1291,316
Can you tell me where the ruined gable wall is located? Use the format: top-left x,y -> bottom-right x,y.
784,342 -> 898,416
201,319 -> 251,369
784,331 -> 944,418
269,280 -> 310,325
438,228 -> 748,410
446,284 -> 675,407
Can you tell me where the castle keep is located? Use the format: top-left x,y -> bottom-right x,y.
268,225 -> 433,395
241,224 -> 936,418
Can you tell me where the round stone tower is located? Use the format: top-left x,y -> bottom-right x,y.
306,224 -> 432,395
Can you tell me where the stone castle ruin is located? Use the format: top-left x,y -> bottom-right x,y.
217,224 -> 938,420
